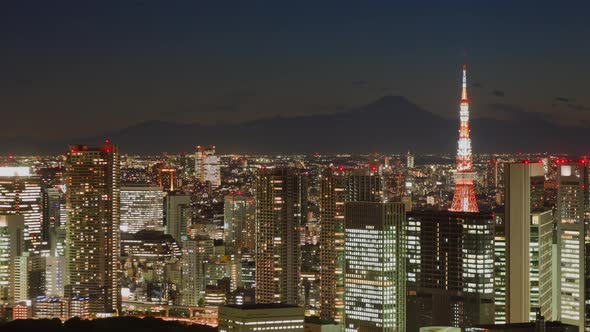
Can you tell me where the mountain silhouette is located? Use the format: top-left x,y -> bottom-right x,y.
2,96 -> 589,154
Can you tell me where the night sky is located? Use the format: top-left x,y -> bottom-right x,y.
1,1 -> 589,140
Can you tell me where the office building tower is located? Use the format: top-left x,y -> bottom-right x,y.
407,211 -> 494,330
462,212 -> 495,327
319,167 -> 383,323
555,161 -> 588,331
164,192 -> 191,245
224,193 -> 256,255
504,162 -> 552,322
45,256 -> 64,297
0,215 -> 26,304
407,151 -> 415,169
344,202 -> 406,332
27,254 -> 47,299
42,187 -> 62,244
532,210 -> 553,320
450,65 -> 478,213
486,159 -> 499,189
120,186 -> 165,233
494,214 -> 507,324
195,145 -> 221,187
181,238 -> 213,306
64,143 -> 120,315
218,304 -> 305,332
0,166 -> 43,253
255,167 -> 307,305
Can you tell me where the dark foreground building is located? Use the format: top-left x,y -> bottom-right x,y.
407,210 -> 495,331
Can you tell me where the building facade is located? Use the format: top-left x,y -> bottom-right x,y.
195,145 -> 221,187
255,167 -> 307,305
64,143 -> 120,315
319,167 -> 383,323
344,202 -> 406,332
120,186 -> 165,233
218,304 -> 305,332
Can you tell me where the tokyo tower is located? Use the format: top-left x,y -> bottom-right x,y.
449,65 -> 479,212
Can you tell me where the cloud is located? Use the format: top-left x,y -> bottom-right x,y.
555,97 -> 570,102
491,90 -> 505,97
471,82 -> 483,88
352,80 -> 368,87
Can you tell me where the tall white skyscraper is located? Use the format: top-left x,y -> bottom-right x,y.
556,161 -> 588,331
195,145 -> 221,187
344,202 -> 406,332
504,162 -> 552,322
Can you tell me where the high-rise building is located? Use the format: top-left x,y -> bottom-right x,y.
319,167 -> 383,323
181,238 -> 213,306
344,202 -> 406,332
504,162 -> 552,322
195,145 -> 221,187
224,193 -> 256,255
555,161 -> 588,331
64,143 -> 120,315
486,159 -> 499,190
0,215 -> 26,304
407,211 -> 495,330
493,213 -> 507,324
120,186 -> 165,233
164,192 -> 191,245
450,65 -> 478,213
255,167 -> 307,305
0,166 -> 43,253
407,151 -> 415,169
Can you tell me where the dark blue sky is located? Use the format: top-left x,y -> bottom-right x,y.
1,1 -> 589,139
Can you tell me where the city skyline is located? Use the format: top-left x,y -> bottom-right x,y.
2,2 -> 590,332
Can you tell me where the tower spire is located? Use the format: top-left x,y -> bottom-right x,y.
450,64 -> 479,212
461,64 -> 468,101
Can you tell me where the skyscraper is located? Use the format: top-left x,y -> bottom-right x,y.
319,167 -> 383,323
0,215 -> 26,305
195,145 -> 221,187
0,166 -> 43,253
224,193 -> 256,256
64,142 -> 120,315
164,192 -> 192,245
255,167 -> 307,305
504,162 -> 552,322
181,238 -> 213,306
407,211 -> 495,330
120,186 -> 165,233
407,151 -> 415,169
555,161 -> 588,331
450,65 -> 478,213
344,202 -> 406,332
